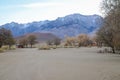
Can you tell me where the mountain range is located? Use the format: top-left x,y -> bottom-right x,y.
0,13 -> 103,38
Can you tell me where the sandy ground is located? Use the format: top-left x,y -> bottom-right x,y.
0,47 -> 120,80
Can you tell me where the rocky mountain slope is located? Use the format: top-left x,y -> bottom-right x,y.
0,13 -> 103,38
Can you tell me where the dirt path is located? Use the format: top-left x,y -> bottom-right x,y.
0,47 -> 120,80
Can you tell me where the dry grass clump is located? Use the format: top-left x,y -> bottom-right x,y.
56,45 -> 63,48
10,46 -> 16,50
38,44 -> 61,50
38,45 -> 50,50
0,48 -> 4,53
2,45 -> 16,50
50,45 -> 57,49
97,48 -> 113,53
0,45 -> 16,53
1,46 -> 9,50
64,46 -> 75,48
1,45 -> 16,51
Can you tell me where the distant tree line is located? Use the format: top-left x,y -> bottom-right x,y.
18,35 -> 37,48
64,34 -> 93,47
0,28 -> 15,48
47,38 -> 61,46
96,0 -> 120,53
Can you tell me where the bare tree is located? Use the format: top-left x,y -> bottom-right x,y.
27,35 -> 37,48
64,37 -> 76,46
47,40 -> 53,46
77,34 -> 89,47
53,38 -> 61,46
19,38 -> 28,48
97,0 -> 120,53
0,28 -> 15,48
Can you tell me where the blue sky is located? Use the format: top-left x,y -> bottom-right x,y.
0,0 -> 102,25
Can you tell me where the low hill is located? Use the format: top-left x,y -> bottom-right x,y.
15,32 -> 60,43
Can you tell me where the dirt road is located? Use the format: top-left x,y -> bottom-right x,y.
0,47 -> 120,80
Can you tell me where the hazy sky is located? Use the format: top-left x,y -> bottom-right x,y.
0,0 -> 102,25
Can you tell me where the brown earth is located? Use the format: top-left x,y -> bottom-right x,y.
0,47 -> 120,80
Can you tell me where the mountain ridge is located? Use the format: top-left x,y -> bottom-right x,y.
0,13 -> 103,38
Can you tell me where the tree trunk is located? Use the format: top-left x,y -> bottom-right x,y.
112,47 -> 115,53
25,45 -> 28,48
0,44 -> 2,48
9,45 -> 11,49
78,43 -> 81,47
31,44 -> 32,48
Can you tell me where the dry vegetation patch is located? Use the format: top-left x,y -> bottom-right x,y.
38,45 -> 51,50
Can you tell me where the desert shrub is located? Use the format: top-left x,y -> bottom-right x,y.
77,34 -> 91,47
10,46 -> 16,50
68,46 -> 75,48
64,37 -> 77,46
38,45 -> 50,50
2,45 -> 16,50
64,46 -> 68,48
97,50 -> 104,53
115,50 -> 120,54
50,45 -> 57,49
97,48 -> 113,53
64,46 -> 75,48
56,45 -> 63,48
0,48 -> 4,53
1,46 -> 9,50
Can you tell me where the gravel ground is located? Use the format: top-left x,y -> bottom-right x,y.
0,47 -> 120,80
